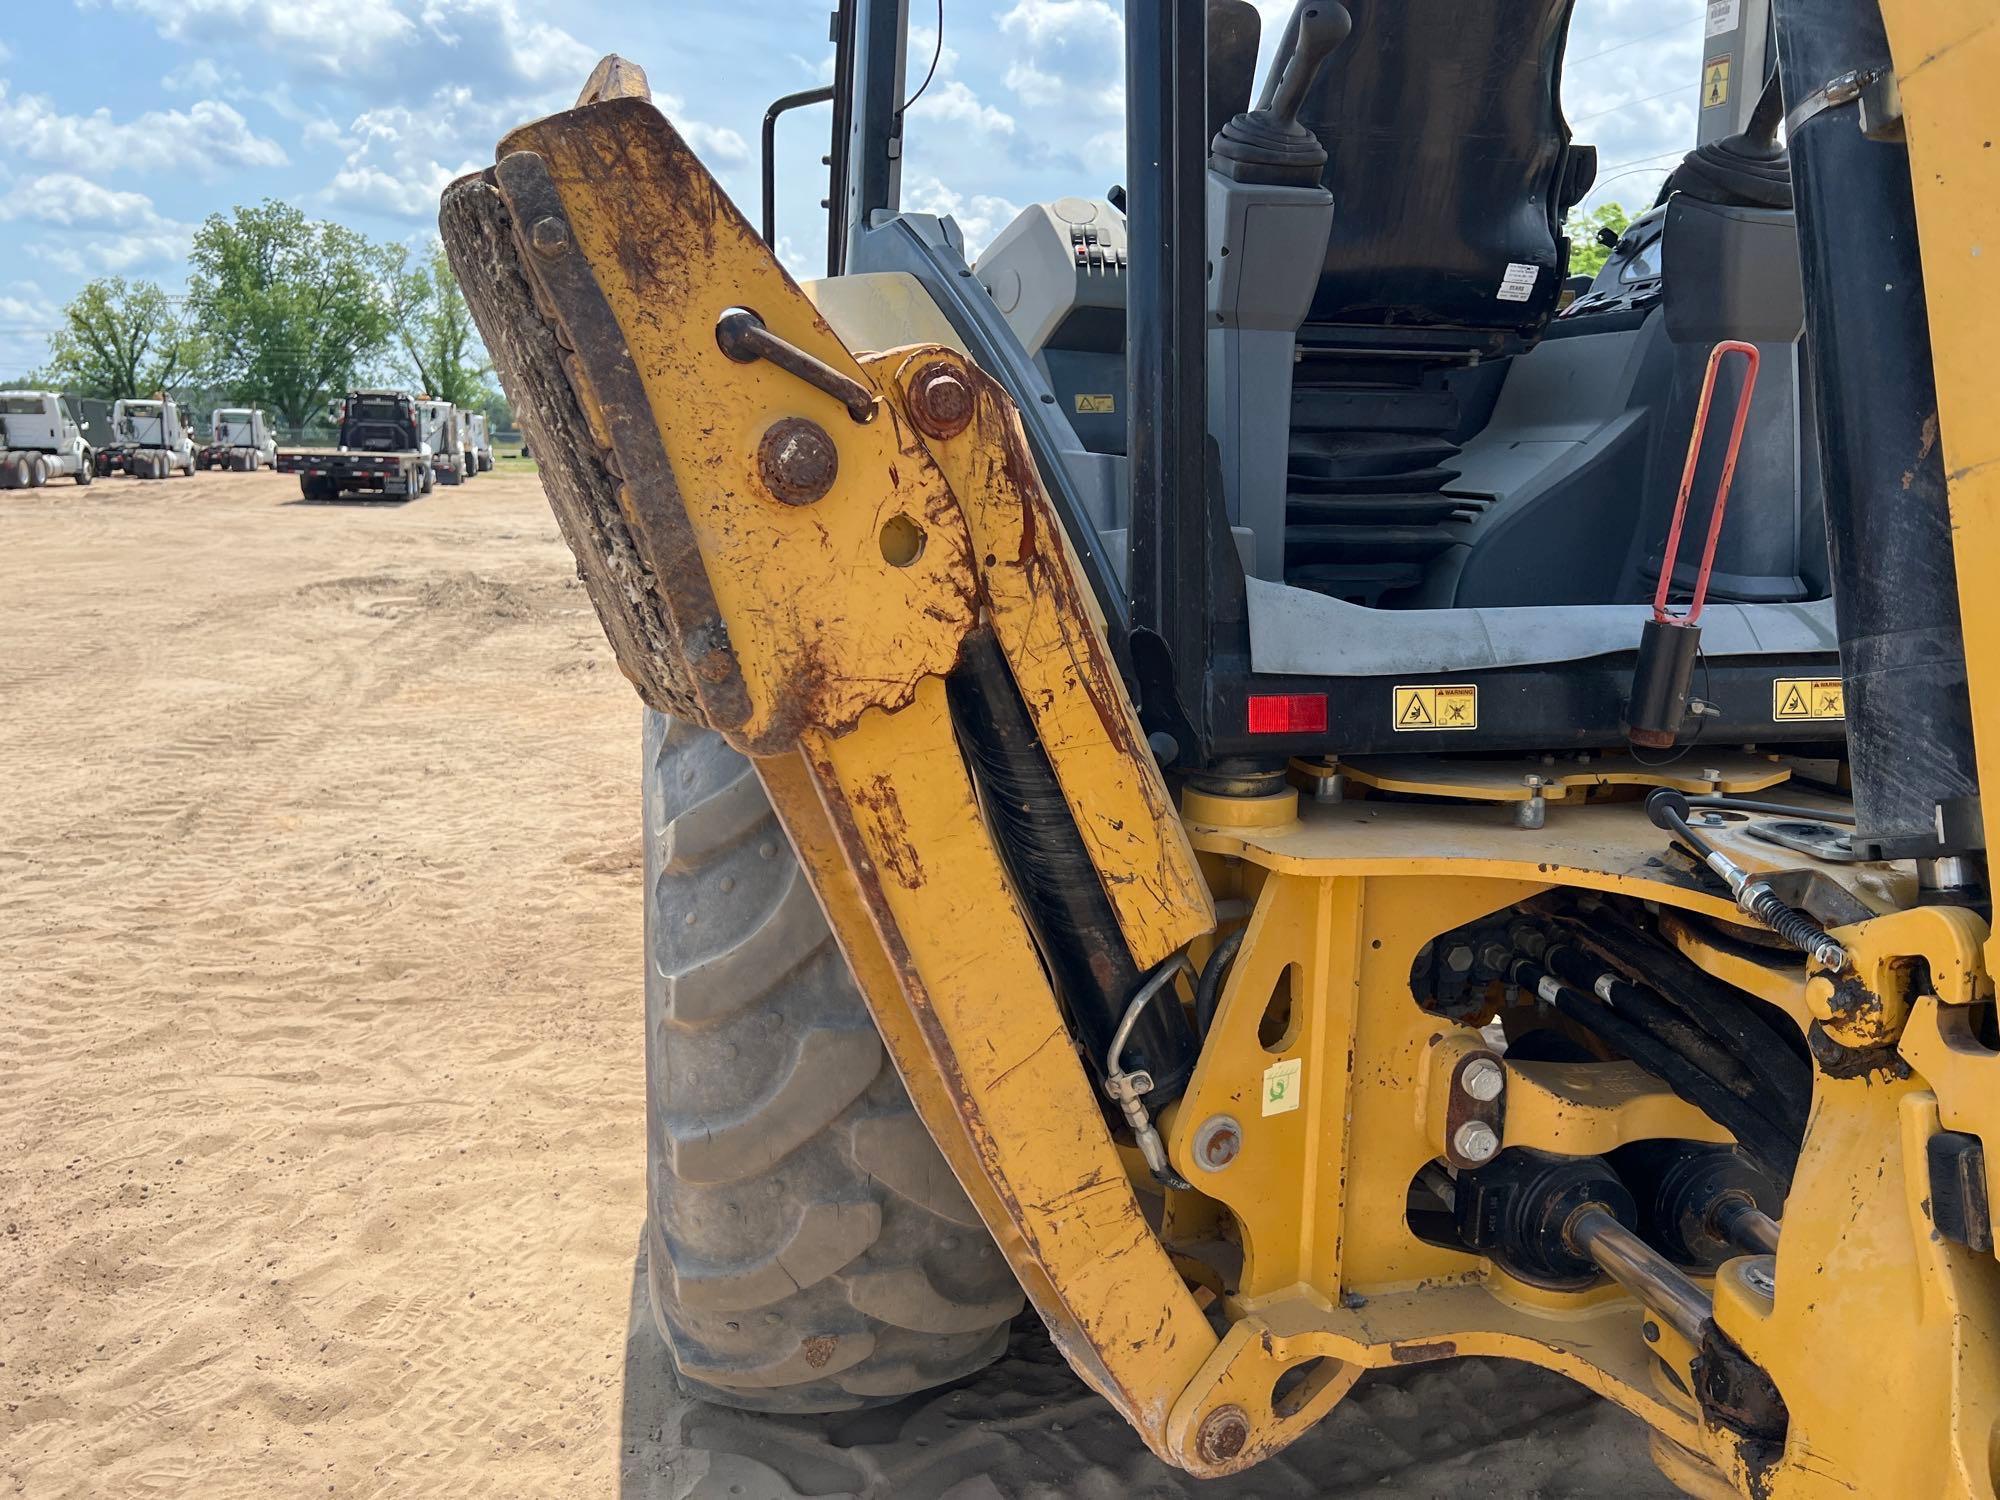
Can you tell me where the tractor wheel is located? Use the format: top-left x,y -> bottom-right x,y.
30,456 -> 49,488
640,710 -> 1022,1413
3,456 -> 22,489
75,456 -> 92,486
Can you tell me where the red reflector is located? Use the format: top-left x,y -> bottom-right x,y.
1246,693 -> 1327,735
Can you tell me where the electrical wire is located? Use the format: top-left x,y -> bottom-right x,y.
1566,9 -> 1705,66
898,0 -> 946,116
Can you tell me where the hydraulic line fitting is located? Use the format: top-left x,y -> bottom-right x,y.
1107,953 -> 1197,1189
1647,788 -> 1848,970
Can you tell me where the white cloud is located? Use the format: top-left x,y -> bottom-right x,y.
996,0 -> 1124,118
88,0 -> 595,94
997,0 -> 1121,50
31,229 -> 193,276
164,58 -> 233,95
659,95 -> 751,167
908,80 -> 1015,136
0,84 -> 288,177
1,174 -> 163,231
903,176 -> 1021,258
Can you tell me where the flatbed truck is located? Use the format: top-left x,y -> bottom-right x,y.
276,390 -> 434,500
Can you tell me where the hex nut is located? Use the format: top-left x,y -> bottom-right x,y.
528,215 -> 571,260
1453,1119 -> 1500,1163
1459,1055 -> 1505,1103
1195,1404 -> 1250,1464
1444,943 -> 1476,975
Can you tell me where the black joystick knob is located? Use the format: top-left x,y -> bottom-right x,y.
1211,1 -> 1351,186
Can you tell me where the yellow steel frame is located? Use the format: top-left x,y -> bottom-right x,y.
461,24 -> 2000,1489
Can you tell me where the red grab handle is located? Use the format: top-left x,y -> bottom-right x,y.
1654,339 -> 1762,625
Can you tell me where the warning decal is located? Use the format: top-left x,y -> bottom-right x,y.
1703,55 -> 1732,109
1774,677 -> 1845,721
1262,1057 -> 1302,1117
1394,684 -> 1479,731
1074,393 -> 1115,414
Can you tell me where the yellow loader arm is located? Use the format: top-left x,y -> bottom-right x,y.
444,48 -> 2000,1495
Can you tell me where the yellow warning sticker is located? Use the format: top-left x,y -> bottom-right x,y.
1703,54 -> 1732,108
1773,677 -> 1845,721
1262,1056 -> 1302,1117
1393,684 -> 1479,731
1074,393 -> 1116,414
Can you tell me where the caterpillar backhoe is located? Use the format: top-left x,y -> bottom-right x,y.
440,1 -> 2000,1492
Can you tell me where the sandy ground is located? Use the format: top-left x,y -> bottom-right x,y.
0,468 -> 1676,1498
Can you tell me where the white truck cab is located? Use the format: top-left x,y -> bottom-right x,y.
0,391 -> 94,488
111,397 -> 197,480
466,412 -> 494,473
418,399 -> 467,485
203,408 -> 278,471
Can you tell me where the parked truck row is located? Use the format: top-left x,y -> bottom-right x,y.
4,387 -> 499,499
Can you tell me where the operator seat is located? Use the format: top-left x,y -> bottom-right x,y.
1283,0 -> 1594,604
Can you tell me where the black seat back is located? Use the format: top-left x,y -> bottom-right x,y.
1300,0 -> 1583,350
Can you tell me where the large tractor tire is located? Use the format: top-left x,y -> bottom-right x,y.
641,711 -> 1022,1412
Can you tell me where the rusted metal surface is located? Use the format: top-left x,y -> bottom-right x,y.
755,417 -> 838,507
907,360 -> 974,440
491,146 -> 753,735
877,348 -> 1214,970
716,309 -> 879,425
439,169 -> 700,720
490,96 -> 976,755
1195,1405 -> 1250,1463
573,51 -> 650,106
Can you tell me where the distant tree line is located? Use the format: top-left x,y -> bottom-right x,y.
32,199 -> 506,432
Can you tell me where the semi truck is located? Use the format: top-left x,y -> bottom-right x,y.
0,390 -> 95,488
276,389 -> 435,501
98,396 -> 196,479
466,412 -> 494,473
198,407 -> 277,471
418,398 -> 469,485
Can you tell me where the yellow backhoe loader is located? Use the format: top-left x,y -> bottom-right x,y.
441,2 -> 2000,1492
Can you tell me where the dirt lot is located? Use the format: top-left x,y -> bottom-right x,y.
0,469 -> 1674,1498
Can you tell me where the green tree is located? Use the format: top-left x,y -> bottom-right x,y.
396,246 -> 493,408
43,277 -> 202,399
186,200 -> 409,429
1563,203 -> 1632,281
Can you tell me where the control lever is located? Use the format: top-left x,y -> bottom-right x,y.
1257,2 -> 1353,130
1210,0 -> 1351,185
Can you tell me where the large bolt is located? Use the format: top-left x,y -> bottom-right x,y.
1459,1056 -> 1505,1103
1453,1119 -> 1500,1163
528,215 -> 571,260
1195,1404 -> 1250,1464
756,417 -> 838,506
908,361 -> 974,439
1742,1261 -> 1777,1298
1444,943 -> 1476,975
1192,1114 -> 1242,1172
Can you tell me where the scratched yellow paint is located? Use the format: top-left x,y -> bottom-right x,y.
500,100 -> 976,755
870,347 -> 1214,970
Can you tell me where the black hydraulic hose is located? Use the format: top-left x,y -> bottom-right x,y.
1567,914 -> 1812,1131
1500,952 -> 1798,1188
1194,925 -> 1246,1039
1687,795 -> 1856,826
946,629 -> 1199,1106
1541,941 -> 1798,1144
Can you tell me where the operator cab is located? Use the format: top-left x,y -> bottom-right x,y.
974,0 -> 1823,614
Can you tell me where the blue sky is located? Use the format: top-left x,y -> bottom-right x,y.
0,0 -> 1708,377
